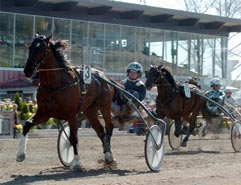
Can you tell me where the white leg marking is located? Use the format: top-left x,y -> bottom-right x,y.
72,154 -> 81,169
105,152 -> 114,164
16,134 -> 28,162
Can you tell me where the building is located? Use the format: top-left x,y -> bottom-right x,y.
1,0 -> 241,99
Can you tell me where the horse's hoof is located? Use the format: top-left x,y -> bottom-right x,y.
16,154 -> 25,162
181,142 -> 187,147
73,163 -> 82,170
105,152 -> 114,164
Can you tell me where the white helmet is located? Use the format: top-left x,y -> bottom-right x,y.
225,88 -> 232,93
210,78 -> 221,87
127,61 -> 143,77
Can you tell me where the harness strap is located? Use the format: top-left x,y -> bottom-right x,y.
73,67 -> 87,94
38,81 -> 79,92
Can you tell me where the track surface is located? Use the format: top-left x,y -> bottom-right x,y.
1,132 -> 241,185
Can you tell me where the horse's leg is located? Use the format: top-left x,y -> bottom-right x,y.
182,117 -> 198,147
16,112 -> 49,162
99,106 -> 114,164
84,106 -> 114,163
174,118 -> 182,137
68,115 -> 81,168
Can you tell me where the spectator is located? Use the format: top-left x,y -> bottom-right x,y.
11,104 -> 19,138
203,78 -> 224,136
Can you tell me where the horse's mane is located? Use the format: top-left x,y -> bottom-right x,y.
158,65 -> 178,89
50,40 -> 73,70
49,39 -> 109,80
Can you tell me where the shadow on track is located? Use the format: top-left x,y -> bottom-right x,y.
4,166 -> 156,185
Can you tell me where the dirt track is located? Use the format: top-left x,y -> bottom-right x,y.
1,132 -> 241,185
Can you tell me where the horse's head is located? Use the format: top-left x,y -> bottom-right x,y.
145,65 -> 163,90
24,34 -> 52,78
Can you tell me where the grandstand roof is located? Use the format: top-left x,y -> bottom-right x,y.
1,0 -> 241,36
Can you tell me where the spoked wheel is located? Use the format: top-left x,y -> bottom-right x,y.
231,121 -> 241,152
57,122 -> 75,167
168,120 -> 183,150
145,124 -> 165,172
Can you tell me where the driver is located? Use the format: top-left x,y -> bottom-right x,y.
205,78 -> 225,115
112,61 -> 146,121
202,78 -> 225,136
123,61 -> 146,101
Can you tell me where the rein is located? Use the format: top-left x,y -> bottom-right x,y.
156,83 -> 176,87
38,68 -> 64,72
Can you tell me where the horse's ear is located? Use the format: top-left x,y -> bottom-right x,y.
157,65 -> 162,70
45,35 -> 52,43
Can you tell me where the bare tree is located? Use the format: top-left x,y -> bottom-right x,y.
209,0 -> 241,18
139,0 -> 146,5
208,0 -> 241,61
181,0 -> 241,79
183,0 -> 210,13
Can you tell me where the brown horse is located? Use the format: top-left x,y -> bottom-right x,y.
145,64 -> 206,146
17,34 -> 115,167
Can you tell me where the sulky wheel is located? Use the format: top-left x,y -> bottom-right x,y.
57,122 -> 75,167
145,124 -> 165,172
231,121 -> 241,152
168,120 -> 183,150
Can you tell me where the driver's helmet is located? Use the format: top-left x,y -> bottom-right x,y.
127,61 -> 143,77
210,78 -> 221,87
225,88 -> 232,93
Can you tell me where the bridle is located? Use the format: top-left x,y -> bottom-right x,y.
147,66 -> 177,106
28,37 -> 78,92
29,38 -> 50,71
28,38 -> 65,74
147,67 -> 168,87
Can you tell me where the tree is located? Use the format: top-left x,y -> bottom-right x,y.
183,0 -> 211,13
178,0 -> 241,78
209,0 -> 241,18
14,92 -> 21,111
182,0 -> 241,55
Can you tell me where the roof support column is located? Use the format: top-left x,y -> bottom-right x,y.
221,37 -> 228,78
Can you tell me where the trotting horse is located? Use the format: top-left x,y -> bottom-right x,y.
145,64 -> 206,146
17,34 -> 115,167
